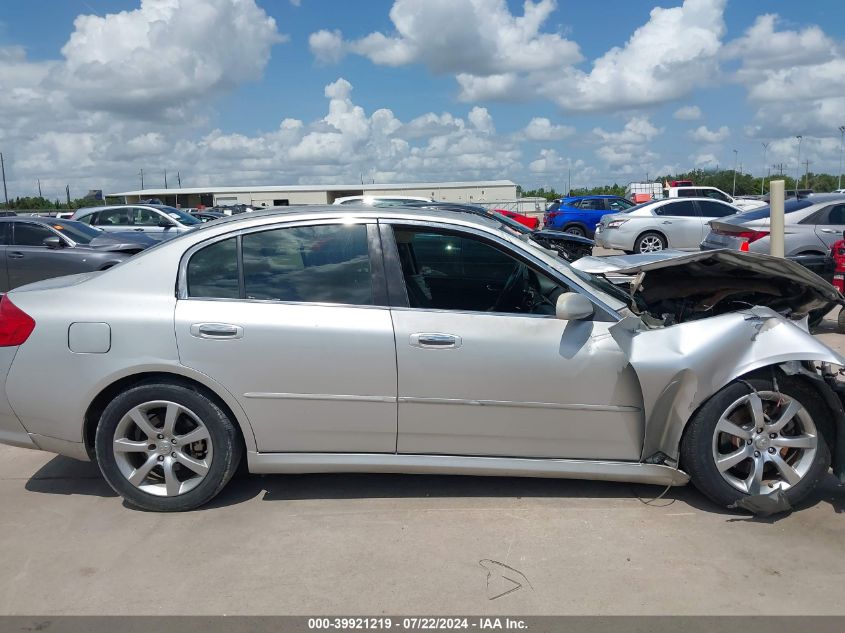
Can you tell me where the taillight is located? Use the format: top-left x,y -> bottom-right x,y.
546,211 -> 560,219
713,227 -> 770,243
0,296 -> 35,347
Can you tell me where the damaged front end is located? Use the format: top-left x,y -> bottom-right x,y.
573,249 -> 843,326
570,249 -> 845,513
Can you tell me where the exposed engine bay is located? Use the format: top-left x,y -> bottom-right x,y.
572,249 -> 844,326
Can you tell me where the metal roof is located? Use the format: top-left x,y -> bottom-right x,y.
109,180 -> 516,197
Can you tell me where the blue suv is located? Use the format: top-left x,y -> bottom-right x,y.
544,195 -> 635,237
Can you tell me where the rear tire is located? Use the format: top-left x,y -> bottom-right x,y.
634,232 -> 666,253
563,225 -> 586,237
94,383 -> 242,512
681,376 -> 831,509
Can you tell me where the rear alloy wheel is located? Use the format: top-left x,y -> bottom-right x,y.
95,383 -> 241,511
635,232 -> 666,253
564,225 -> 586,237
681,377 -> 830,508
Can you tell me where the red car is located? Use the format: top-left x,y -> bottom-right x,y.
491,208 -> 539,230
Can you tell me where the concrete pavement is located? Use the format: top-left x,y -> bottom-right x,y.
0,312 -> 844,615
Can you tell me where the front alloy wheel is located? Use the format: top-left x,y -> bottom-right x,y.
711,391 -> 818,495
681,377 -> 831,509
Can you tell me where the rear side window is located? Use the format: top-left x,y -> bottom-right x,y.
656,201 -> 699,217
0,223 -> 8,245
242,224 -> 372,304
187,238 -> 239,299
676,189 -> 697,198
823,204 -> 845,225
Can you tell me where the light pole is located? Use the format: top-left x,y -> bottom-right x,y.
732,149 -> 738,196
795,135 -> 803,191
761,142 -> 769,195
838,126 -> 845,190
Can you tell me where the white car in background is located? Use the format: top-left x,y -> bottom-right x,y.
594,197 -> 740,253
333,195 -> 434,206
665,186 -> 766,211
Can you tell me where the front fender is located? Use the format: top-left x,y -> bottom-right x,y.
609,307 -> 845,463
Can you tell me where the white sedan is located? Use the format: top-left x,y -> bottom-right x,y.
595,197 -> 739,253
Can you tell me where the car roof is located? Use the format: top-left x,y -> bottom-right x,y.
185,204 -> 502,233
564,195 -> 622,200
75,204 -> 175,214
0,215 -> 89,225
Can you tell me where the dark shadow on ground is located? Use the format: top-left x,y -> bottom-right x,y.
24,454 -> 845,518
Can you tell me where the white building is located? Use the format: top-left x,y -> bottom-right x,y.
109,180 -> 518,209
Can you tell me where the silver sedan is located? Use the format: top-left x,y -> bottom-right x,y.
0,206 -> 843,512
595,197 -> 740,253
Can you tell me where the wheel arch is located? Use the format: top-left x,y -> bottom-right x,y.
562,221 -> 590,235
83,370 -> 256,459
633,229 -> 667,250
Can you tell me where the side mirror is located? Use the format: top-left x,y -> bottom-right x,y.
555,292 -> 594,321
43,236 -> 63,249
158,219 -> 175,228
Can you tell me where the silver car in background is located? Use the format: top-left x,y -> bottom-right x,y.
702,194 -> 845,256
72,204 -> 202,242
595,197 -> 740,253
0,206 -> 843,513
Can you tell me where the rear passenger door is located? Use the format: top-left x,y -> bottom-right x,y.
654,200 -> 703,249
174,220 -> 399,454
812,203 -> 845,249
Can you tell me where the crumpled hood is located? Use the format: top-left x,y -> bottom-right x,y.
532,228 -> 595,246
572,248 -> 843,306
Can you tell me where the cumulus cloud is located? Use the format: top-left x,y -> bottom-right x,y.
57,0 -> 284,120
726,14 -> 845,137
688,125 -> 730,143
545,0 -> 727,111
593,117 -> 662,145
673,105 -> 702,120
520,117 -> 575,141
309,0 -> 583,102
691,153 -> 719,167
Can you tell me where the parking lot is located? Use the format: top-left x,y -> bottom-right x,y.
1,309 -> 843,616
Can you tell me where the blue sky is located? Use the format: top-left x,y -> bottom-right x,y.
1,0 -> 844,198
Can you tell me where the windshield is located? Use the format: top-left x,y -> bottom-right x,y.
152,205 -> 201,225
49,220 -> 102,244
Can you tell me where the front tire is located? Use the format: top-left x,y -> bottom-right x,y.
95,383 -> 242,511
681,377 -> 831,508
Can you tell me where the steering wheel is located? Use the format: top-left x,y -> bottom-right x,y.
492,263 -> 527,312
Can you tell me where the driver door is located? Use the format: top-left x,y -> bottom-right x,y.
381,221 -> 644,461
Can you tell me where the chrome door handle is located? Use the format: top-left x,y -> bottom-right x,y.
410,333 -> 462,349
7,252 -> 23,259
190,323 -> 243,339
821,228 -> 840,234
661,221 -> 672,224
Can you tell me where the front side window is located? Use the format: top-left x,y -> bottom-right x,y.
704,189 -> 731,202
608,198 -> 634,211
95,208 -> 133,226
13,223 -> 58,247
824,204 -> 845,225
697,200 -> 736,218
133,208 -> 164,226
392,227 -> 568,315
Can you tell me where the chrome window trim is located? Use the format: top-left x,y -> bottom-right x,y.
378,218 -> 622,321
176,217 -> 378,306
